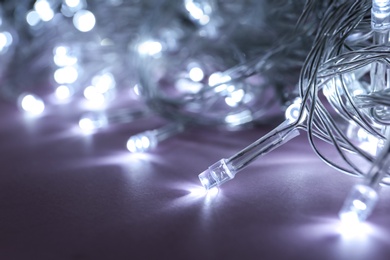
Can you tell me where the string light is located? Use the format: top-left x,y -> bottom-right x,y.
4,0 -> 390,228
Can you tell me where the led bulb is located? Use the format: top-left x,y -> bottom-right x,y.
73,10 -> 96,32
339,184 -> 378,224
55,85 -> 73,100
137,40 -> 163,56
198,159 -> 236,190
79,113 -> 108,131
285,98 -> 305,123
127,131 -> 158,153
18,93 -> 45,115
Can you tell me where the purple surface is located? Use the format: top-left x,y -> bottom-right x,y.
1,100 -> 390,260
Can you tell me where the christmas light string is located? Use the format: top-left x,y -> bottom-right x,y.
2,0 -> 390,226
198,0 -> 390,226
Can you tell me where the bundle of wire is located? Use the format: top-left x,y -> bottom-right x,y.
198,0 -> 390,224
130,0 -> 320,152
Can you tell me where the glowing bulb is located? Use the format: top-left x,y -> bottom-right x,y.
54,66 -> 78,84
73,10 -> 96,32
65,0 -> 81,8
208,72 -> 231,92
225,89 -> 245,107
137,40 -> 162,56
133,84 -> 141,96
0,31 -> 12,52
185,0 -> 212,25
26,11 -> 41,26
53,46 -> 78,67
19,93 -> 45,115
79,113 -> 108,131
34,0 -> 54,22
126,131 -> 158,153
198,159 -> 236,190
83,86 -> 105,104
189,67 -> 204,82
339,184 -> 378,224
92,73 -> 115,93
285,98 -> 304,122
55,85 -> 72,100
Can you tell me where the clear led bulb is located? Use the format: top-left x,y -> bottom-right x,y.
127,130 -> 158,153
198,118 -> 301,190
127,124 -> 184,153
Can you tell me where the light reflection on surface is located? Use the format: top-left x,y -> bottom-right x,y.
296,216 -> 390,258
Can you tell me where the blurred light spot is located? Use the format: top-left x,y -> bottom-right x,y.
92,73 -> 115,93
19,94 -> 45,115
26,11 -> 41,26
65,0 -> 81,8
189,67 -> 204,82
225,89 -> 245,107
53,46 -> 78,67
83,86 -> 105,104
34,0 -> 54,22
137,40 -> 162,56
73,10 -> 96,32
0,31 -> 12,52
54,66 -> 79,84
55,85 -> 72,100
208,72 -> 231,92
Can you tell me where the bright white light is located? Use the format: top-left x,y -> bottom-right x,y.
54,66 -> 79,84
340,211 -> 360,226
285,102 -> 301,122
225,89 -> 245,107
78,113 -> 108,131
0,31 -> 13,52
65,0 -> 81,8
339,184 -> 378,225
137,40 -> 162,56
83,86 -> 105,104
73,10 -> 96,32
208,72 -> 231,92
189,67 -> 204,82
34,0 -> 54,22
133,84 -> 140,96
207,186 -> 219,196
79,117 -> 95,131
53,46 -> 78,67
19,94 -> 45,115
92,73 -> 115,93
225,110 -> 253,127
127,131 -> 157,153
175,79 -> 203,94
127,136 -> 151,153
55,85 -> 72,100
353,200 -> 367,211
55,46 -> 68,56
185,0 -> 211,25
